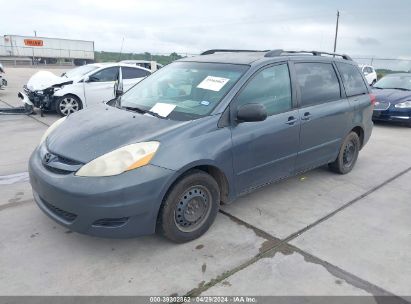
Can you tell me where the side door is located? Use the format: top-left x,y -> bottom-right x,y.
121,66 -> 151,91
230,63 -> 300,193
84,66 -> 119,106
293,61 -> 350,172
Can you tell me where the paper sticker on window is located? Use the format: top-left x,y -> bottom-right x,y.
149,103 -> 176,117
197,76 -> 230,92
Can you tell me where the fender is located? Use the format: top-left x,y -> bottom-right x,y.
53,83 -> 86,107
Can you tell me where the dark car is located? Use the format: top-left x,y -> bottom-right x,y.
29,49 -> 374,243
372,73 -> 411,126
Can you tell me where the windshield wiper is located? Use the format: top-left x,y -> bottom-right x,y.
389,87 -> 411,91
122,106 -> 165,119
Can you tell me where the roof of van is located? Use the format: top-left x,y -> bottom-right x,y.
179,50 -> 354,65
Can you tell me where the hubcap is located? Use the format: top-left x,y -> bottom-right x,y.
60,97 -> 79,115
343,140 -> 356,167
174,185 -> 212,232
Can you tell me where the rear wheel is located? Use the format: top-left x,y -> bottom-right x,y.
329,132 -> 360,174
158,170 -> 220,243
56,95 -> 82,116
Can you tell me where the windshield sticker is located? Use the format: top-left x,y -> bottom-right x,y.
197,76 -> 230,92
149,103 -> 176,117
200,100 -> 210,106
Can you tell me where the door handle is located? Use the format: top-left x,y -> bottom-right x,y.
286,116 -> 298,125
301,112 -> 312,121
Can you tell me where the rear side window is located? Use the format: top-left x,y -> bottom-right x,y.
336,63 -> 368,96
236,64 -> 292,116
122,67 -> 151,79
295,62 -> 341,107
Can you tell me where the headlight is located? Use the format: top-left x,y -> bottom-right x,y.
39,117 -> 66,145
76,141 -> 160,177
394,101 -> 411,108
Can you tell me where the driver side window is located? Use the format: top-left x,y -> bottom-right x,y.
236,64 -> 292,116
89,67 -> 118,82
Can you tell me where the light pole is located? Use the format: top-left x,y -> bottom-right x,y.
333,10 -> 340,53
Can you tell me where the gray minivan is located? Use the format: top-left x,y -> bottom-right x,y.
29,49 -> 374,242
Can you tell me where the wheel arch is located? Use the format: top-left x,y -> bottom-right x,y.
351,126 -> 364,148
56,93 -> 83,108
154,162 -> 231,229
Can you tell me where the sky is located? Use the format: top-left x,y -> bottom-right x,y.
1,0 -> 411,69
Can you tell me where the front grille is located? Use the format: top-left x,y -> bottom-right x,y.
92,217 -> 129,228
41,149 -> 83,174
44,166 -> 73,175
374,101 -> 390,111
42,199 -> 77,223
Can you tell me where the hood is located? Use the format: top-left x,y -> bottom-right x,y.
26,71 -> 70,91
372,88 -> 411,104
47,104 -> 189,163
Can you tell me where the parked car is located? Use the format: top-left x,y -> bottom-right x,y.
372,73 -> 411,126
120,60 -> 163,72
359,64 -> 377,86
19,63 -> 151,116
29,49 -> 374,242
0,63 -> 7,90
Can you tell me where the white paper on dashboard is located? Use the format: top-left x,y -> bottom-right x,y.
149,103 -> 176,117
197,76 -> 230,92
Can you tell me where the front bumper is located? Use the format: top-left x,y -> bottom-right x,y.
23,86 -> 54,109
29,147 -> 176,238
372,108 -> 411,124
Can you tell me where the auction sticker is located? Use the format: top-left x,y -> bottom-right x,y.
149,103 -> 176,117
197,76 -> 230,91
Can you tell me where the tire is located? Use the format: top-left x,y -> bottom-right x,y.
56,95 -> 82,116
329,132 -> 360,174
157,170 -> 220,243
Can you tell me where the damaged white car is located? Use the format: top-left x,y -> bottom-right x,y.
19,63 -> 151,116
0,63 -> 7,90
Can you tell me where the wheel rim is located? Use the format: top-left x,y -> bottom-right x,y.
59,97 -> 79,115
174,185 -> 212,233
343,140 -> 356,167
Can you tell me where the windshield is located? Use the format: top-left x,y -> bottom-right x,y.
374,74 -> 411,90
119,61 -> 248,121
63,65 -> 99,79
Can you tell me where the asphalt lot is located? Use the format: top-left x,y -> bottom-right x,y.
0,67 -> 410,300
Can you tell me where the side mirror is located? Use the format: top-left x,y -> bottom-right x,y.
83,76 -> 90,83
114,80 -> 123,98
236,103 -> 267,123
115,88 -> 123,97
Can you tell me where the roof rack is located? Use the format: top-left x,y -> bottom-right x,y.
201,49 -> 267,55
264,49 -> 352,61
200,49 -> 352,61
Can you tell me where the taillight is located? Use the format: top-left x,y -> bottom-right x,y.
369,94 -> 376,105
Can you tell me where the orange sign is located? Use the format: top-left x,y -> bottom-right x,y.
24,39 -> 44,47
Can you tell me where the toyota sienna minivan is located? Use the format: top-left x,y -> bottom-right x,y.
29,49 -> 374,243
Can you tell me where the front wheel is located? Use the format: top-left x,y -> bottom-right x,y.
56,95 -> 82,116
157,170 -> 220,243
329,132 -> 360,174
